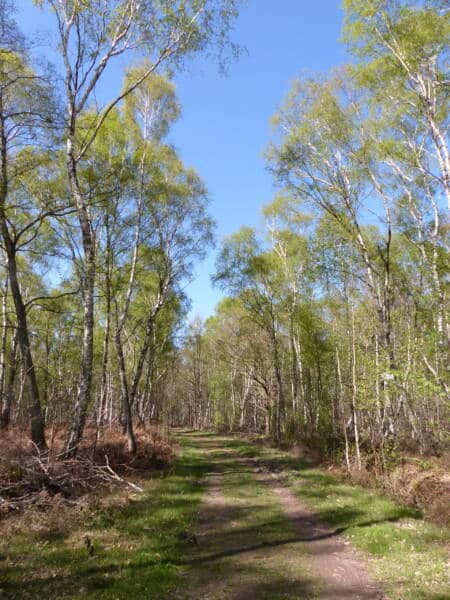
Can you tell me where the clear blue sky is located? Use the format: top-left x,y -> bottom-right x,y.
17,0 -> 348,320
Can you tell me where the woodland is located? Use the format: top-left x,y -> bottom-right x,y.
0,2 -> 449,598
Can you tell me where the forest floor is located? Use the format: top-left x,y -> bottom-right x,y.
0,431 -> 448,600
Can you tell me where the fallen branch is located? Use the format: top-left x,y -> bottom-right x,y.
102,455 -> 144,492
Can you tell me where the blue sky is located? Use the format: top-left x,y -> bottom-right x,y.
17,0 -> 348,320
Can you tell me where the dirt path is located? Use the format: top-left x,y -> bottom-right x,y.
259,470 -> 384,600
174,433 -> 385,600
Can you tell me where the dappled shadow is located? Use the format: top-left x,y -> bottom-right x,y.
0,553 -> 318,600
0,435 -> 217,599
0,431 -> 436,600
185,510 -> 414,566
230,575 -> 317,600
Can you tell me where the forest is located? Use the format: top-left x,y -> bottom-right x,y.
0,1 -> 448,599
175,4 -> 449,469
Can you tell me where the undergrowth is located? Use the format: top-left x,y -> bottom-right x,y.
0,433 -> 208,600
0,426 -> 173,520
1,431 -> 448,600
246,440 -> 450,600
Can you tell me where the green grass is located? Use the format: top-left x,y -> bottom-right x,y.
178,436 -> 318,600
285,467 -> 449,600
202,434 -> 450,600
0,434 -> 211,600
1,432 -> 447,600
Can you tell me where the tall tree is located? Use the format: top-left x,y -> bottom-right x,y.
36,0 -> 240,456
0,4 -> 56,449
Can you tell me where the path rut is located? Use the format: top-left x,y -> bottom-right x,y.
260,471 -> 384,600
174,433 -> 385,600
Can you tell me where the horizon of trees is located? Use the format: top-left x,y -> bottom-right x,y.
0,0 -> 448,469
171,0 -> 449,469
0,0 -> 240,455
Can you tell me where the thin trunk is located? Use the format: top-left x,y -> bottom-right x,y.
98,213 -> 112,431
0,272 -> 8,410
113,155 -> 146,454
350,303 -> 361,470
289,314 -> 299,431
114,329 -> 136,454
336,346 -> 350,473
1,329 -> 17,429
64,135 -> 96,458
270,314 -> 284,442
0,108 -> 46,449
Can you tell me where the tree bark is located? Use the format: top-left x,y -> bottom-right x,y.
0,272 -> 8,412
0,329 -> 17,429
63,138 -> 96,457
0,107 -> 46,450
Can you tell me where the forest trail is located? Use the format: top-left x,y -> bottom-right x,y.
174,431 -> 384,600
2,431 -> 447,600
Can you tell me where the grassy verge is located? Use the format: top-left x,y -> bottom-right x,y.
0,432 -> 447,600
0,434 -> 210,600
286,468 -> 449,600
230,435 -> 449,600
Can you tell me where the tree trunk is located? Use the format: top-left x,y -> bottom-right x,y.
64,139 -> 96,458
270,315 -> 284,442
0,272 -> 8,411
0,109 -> 46,449
4,247 -> 46,448
350,304 -> 361,470
98,213 -> 112,431
114,330 -> 137,454
1,329 -> 17,429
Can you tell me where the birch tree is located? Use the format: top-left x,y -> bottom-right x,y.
35,0 -> 240,456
